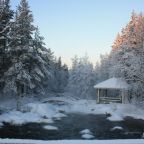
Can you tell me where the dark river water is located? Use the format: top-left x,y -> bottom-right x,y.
0,114 -> 144,140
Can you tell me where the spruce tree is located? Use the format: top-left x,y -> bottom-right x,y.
3,0 -> 37,110
53,57 -> 69,92
0,0 -> 13,90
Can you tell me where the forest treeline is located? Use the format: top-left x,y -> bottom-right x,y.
0,0 -> 144,108
67,11 -> 144,105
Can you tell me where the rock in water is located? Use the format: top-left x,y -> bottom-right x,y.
81,133 -> 95,139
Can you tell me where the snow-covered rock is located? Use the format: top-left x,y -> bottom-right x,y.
26,102 -> 67,120
0,111 -> 42,125
43,125 -> 58,130
110,126 -> 123,131
80,129 -> 94,139
53,113 -> 67,119
0,102 -> 67,125
81,133 -> 95,139
107,114 -> 124,121
80,129 -> 92,134
26,103 -> 56,118
40,118 -> 54,124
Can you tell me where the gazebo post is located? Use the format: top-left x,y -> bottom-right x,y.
122,90 -> 124,103
97,89 -> 100,103
105,89 -> 107,97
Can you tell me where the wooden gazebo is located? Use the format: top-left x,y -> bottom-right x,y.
94,77 -> 129,104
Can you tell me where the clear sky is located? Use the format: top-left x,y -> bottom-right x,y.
11,0 -> 144,66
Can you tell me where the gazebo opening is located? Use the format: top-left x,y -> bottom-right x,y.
94,77 -> 129,104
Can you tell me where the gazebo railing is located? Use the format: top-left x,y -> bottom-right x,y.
99,96 -> 122,103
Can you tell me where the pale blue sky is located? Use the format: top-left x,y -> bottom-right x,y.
11,0 -> 144,65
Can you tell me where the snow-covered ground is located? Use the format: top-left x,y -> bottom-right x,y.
0,96 -> 144,125
0,102 -> 67,125
0,139 -> 144,144
67,99 -> 144,121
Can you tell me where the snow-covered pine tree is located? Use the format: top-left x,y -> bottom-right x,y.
66,55 -> 79,97
110,12 -> 144,104
61,64 -> 69,90
109,33 -> 125,78
1,0 -> 36,110
2,0 -> 48,110
0,0 -> 13,90
33,27 -> 58,94
94,54 -> 111,83
0,0 -> 13,47
0,0 -> 70,110
67,55 -> 95,99
53,57 -> 69,92
33,27 -> 45,53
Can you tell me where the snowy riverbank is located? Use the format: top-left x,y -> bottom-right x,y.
0,98 -> 144,126
0,97 -> 144,125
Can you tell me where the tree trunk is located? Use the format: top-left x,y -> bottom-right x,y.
16,93 -> 21,111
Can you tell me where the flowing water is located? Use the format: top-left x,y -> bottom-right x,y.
0,114 -> 143,140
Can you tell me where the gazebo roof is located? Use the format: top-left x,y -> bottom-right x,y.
94,77 -> 129,90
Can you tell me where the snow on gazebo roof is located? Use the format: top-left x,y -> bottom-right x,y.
94,77 -> 129,90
